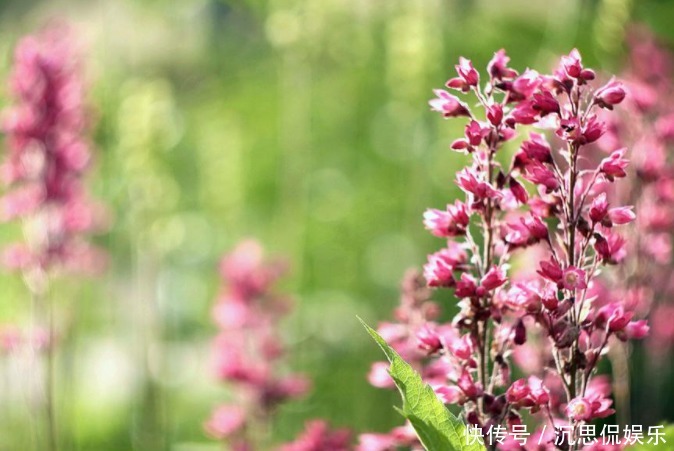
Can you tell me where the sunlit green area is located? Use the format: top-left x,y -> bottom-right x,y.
0,0 -> 672,449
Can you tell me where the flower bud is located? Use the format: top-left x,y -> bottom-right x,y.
589,193 -> 609,223
599,148 -> 629,180
513,319 -> 527,345
608,206 -> 635,225
594,78 -> 626,109
416,325 -> 443,354
456,57 -> 479,87
487,103 -> 503,126
429,90 -> 470,118
509,178 -> 529,204
623,320 -> 649,340
561,49 -> 582,78
480,266 -> 507,291
487,49 -> 518,80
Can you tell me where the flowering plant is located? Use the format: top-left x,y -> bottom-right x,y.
363,49 -> 648,450
206,240 -> 351,451
0,26 -> 108,451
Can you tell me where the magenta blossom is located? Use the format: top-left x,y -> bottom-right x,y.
423,200 -> 470,237
599,148 -> 629,179
0,26 -> 108,274
429,89 -> 470,118
594,78 -> 626,109
280,420 -> 351,451
207,241 -> 343,449
561,267 -> 587,291
365,49 -> 645,450
204,405 -> 247,440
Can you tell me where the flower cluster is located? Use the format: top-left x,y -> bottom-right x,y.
371,49 -> 648,450
280,420 -> 351,451
206,240 -> 350,450
597,27 -> 674,360
0,26 -> 107,275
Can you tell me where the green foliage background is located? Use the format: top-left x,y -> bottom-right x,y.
0,0 -> 672,449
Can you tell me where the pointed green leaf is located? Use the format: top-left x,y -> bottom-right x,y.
359,317 -> 485,451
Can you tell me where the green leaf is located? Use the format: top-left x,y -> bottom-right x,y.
359,317 -> 485,451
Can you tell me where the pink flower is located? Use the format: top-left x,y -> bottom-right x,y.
608,306 -> 633,332
456,168 -> 501,200
523,162 -> 559,192
2,243 -> 34,270
367,362 -> 394,389
561,48 -> 583,78
518,133 -> 552,165
599,148 -> 629,180
208,241 -> 318,448
0,185 -> 43,221
557,116 -> 605,145
480,266 -> 507,291
456,368 -> 481,399
607,206 -> 635,225
452,121 -> 489,150
561,266 -> 587,290
204,405 -> 247,439
582,115 -> 606,144
429,90 -> 470,118
622,320 -> 649,340
594,303 -> 633,332
512,69 -> 541,98
512,318 -> 527,345
508,101 -> 539,125
424,250 -> 456,287
566,382 -> 615,422
434,385 -> 465,405
416,324 -> 443,354
423,201 -> 470,237
594,78 -> 626,109
456,57 -> 479,87
509,178 -> 529,204
506,379 -> 531,404
557,117 -> 583,143
506,214 -> 548,247
446,58 -> 480,92
486,103 -> 503,126
455,272 -> 478,298
565,397 -> 593,421
0,326 -> 22,352
280,420 -> 351,451
505,377 -> 549,410
271,376 -> 312,400
219,240 -> 284,298
487,49 -> 518,80
389,48 -> 641,442
446,333 -> 473,360
1,27 -> 108,272
212,296 -> 251,329
589,193 -> 609,223
537,258 -> 564,284
356,433 -> 397,451
423,208 -> 453,237
466,120 -> 488,144
594,230 -> 627,264
505,281 -> 545,312
531,90 -> 560,116
527,376 -> 550,406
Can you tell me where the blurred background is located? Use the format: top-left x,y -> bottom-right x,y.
0,0 -> 673,449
